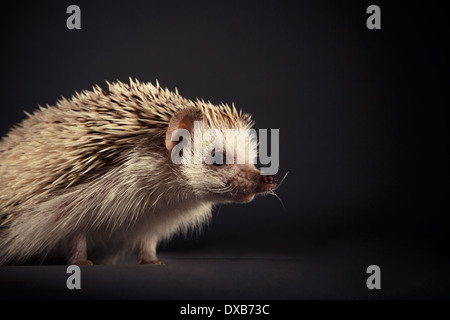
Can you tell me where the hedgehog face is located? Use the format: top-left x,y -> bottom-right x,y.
165,108 -> 277,204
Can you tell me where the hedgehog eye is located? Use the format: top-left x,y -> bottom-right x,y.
211,151 -> 226,166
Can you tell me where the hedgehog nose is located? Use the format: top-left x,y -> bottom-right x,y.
262,175 -> 277,184
260,175 -> 277,193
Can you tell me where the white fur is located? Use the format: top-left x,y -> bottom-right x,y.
0,149 -> 213,265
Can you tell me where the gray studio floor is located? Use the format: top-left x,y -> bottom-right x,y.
0,236 -> 448,299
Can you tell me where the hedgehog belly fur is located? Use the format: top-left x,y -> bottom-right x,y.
0,150 -> 213,265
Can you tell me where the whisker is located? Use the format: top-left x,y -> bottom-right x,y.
209,185 -> 233,194
268,191 -> 286,211
212,186 -> 232,192
273,171 -> 289,192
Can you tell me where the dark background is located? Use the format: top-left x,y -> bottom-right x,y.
0,1 -> 448,299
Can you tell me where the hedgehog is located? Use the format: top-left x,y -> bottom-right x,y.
0,79 -> 278,265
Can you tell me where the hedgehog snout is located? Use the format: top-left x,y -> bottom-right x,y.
226,166 -> 277,194
258,174 -> 278,193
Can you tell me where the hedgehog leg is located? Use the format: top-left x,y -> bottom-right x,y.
137,235 -> 164,265
65,233 -> 93,266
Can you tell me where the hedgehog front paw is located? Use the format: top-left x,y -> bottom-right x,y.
70,259 -> 94,266
139,258 -> 165,265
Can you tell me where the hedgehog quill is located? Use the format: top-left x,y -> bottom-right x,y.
0,79 -> 278,265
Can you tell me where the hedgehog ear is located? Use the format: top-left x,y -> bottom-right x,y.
165,108 -> 202,152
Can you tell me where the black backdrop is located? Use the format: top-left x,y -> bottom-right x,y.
0,1 -> 448,299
